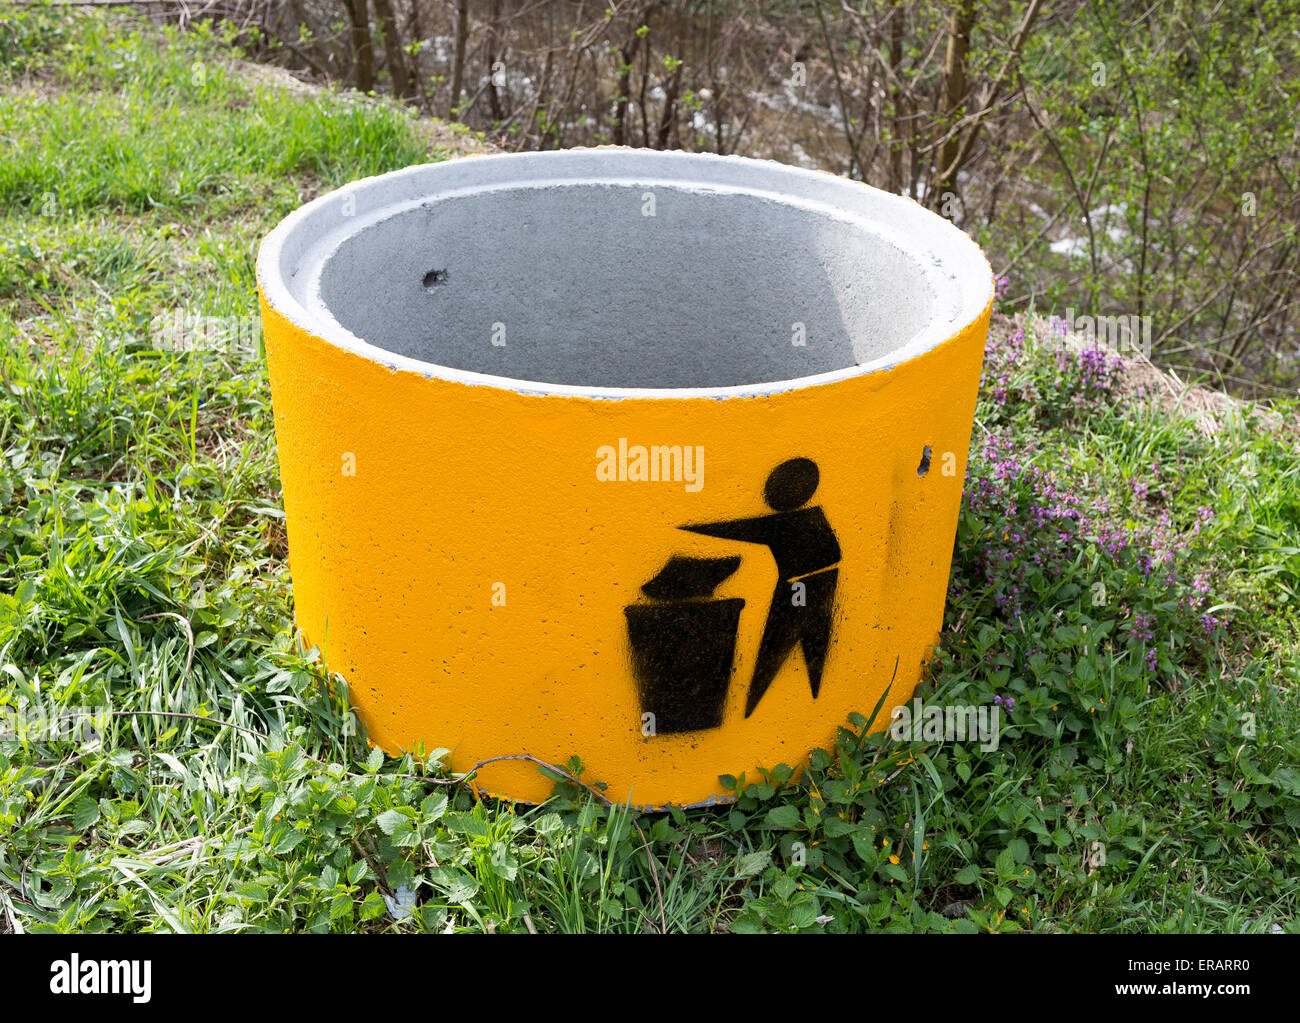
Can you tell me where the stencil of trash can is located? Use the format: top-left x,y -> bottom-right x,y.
625,555 -> 744,735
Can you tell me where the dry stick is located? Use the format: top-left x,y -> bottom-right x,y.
1002,240 -> 1140,308
448,0 -> 470,120
342,0 -> 375,93
451,754 -> 667,935
1152,235 -> 1287,350
1225,243 -> 1298,369
885,1 -> 908,193
1089,4 -> 1150,318
1210,296 -> 1300,376
513,44 -> 555,151
350,835 -> 395,898
541,3 -> 605,149
654,60 -> 681,149
915,99 -> 1009,158
110,709 -> 271,743
372,0 -> 412,101
947,0 -> 1043,177
996,200 -> 1069,280
1175,14 -> 1300,364
812,0 -> 865,179
931,0 -> 976,196
138,612 -> 195,674
1014,75 -> 1110,292
825,5 -> 887,179
636,21 -> 652,147
137,825 -> 255,867
483,0 -> 505,122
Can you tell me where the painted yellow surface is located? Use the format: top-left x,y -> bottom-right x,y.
259,294 -> 991,808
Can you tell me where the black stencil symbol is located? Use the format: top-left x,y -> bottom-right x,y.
624,556 -> 744,735
625,458 -> 841,734
680,458 -> 841,718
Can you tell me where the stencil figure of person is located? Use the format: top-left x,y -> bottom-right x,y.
679,457 -> 841,717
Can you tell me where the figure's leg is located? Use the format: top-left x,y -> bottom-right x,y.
745,584 -> 803,717
798,570 -> 838,699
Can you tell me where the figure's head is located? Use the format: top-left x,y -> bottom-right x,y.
765,457 -> 819,511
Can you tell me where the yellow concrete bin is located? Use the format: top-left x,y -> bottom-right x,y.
256,149 -> 993,808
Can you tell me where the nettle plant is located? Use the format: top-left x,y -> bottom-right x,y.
982,319 -> 1131,426
944,321 -> 1224,750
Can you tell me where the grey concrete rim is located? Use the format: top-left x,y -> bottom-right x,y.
257,148 -> 994,399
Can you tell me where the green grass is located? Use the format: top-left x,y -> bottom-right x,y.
1,7 -> 1297,934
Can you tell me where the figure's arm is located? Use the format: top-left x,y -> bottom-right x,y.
679,517 -> 768,544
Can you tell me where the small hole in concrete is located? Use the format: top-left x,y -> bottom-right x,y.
422,268 -> 449,290
917,445 -> 932,476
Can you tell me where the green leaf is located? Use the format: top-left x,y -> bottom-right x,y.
329,892 -> 353,920
730,913 -> 765,934
71,796 -> 100,831
420,792 -> 448,821
443,876 -> 479,904
347,860 -> 371,885
735,849 -> 771,879
271,829 -> 305,855
491,849 -> 518,881
390,820 -> 422,848
1273,767 -> 1300,795
376,808 -> 409,836
532,812 -> 563,836
788,898 -> 820,929
765,804 -> 799,829
359,892 -> 386,921
445,811 -> 491,838
881,861 -> 910,884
